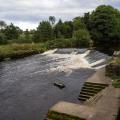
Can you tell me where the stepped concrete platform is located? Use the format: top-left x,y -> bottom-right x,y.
49,101 -> 95,119
46,68 -> 120,120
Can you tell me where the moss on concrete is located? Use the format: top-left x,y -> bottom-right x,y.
45,111 -> 86,120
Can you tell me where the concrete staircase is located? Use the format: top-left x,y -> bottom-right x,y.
78,82 -> 108,103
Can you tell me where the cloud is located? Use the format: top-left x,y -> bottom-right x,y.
0,0 -> 119,30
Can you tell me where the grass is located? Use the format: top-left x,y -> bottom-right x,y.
111,76 -> 120,88
0,43 -> 48,61
45,111 -> 86,120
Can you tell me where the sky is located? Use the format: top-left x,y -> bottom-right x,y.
0,0 -> 120,30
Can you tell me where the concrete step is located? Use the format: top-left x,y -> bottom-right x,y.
78,96 -> 87,101
82,86 -> 103,92
84,84 -> 106,89
85,82 -> 108,87
81,88 -> 99,94
80,91 -> 95,96
79,94 -> 91,99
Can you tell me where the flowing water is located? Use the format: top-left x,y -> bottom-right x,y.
0,49 -> 110,120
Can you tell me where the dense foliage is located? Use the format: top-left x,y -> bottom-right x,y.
33,21 -> 53,42
73,29 -> 91,47
88,5 -> 120,51
0,5 -> 120,52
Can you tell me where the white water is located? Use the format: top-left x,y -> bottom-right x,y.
42,49 -> 110,75
90,59 -> 105,66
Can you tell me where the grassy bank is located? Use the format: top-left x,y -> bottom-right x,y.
0,43 -> 48,61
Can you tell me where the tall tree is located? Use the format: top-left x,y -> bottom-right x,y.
83,12 -> 90,29
49,16 -> 56,26
73,17 -> 86,31
89,5 -> 120,51
33,21 -> 53,42
61,21 -> 73,38
0,20 -> 7,29
4,23 -> 21,40
54,19 -> 63,38
73,29 -> 91,47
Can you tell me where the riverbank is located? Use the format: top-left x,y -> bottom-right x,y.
0,43 -> 48,61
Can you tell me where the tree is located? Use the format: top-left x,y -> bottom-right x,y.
17,29 -> 33,43
0,32 -> 7,44
54,19 -> 63,38
49,16 -> 56,26
33,21 -> 53,42
73,17 -> 86,31
4,23 -> 21,40
61,21 -> 73,38
83,12 -> 90,29
0,21 -> 7,29
73,29 -> 91,47
24,29 -> 30,41
89,5 -> 120,51
0,21 -> 7,44
54,20 -> 73,38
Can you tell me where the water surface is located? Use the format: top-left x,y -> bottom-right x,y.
0,49 -> 109,120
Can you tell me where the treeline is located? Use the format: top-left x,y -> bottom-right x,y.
0,5 -> 120,52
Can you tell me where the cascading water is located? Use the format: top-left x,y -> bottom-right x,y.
41,48 -> 110,74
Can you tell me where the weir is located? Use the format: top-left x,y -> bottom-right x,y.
41,49 -> 110,73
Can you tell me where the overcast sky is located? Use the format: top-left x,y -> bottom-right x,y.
0,0 -> 120,30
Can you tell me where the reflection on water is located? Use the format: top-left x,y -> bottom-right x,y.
0,49 -> 109,120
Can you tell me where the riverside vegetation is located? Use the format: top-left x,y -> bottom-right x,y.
106,55 -> 120,88
0,5 -> 120,61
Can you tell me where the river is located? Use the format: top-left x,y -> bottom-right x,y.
0,49 -> 109,120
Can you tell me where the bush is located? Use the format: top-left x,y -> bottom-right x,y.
73,29 -> 91,47
8,35 -> 33,44
45,38 -> 77,49
0,33 -> 7,44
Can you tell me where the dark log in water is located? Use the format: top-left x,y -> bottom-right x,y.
54,82 -> 65,89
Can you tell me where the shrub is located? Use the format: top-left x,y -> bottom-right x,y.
0,33 -> 7,44
45,38 -> 76,49
73,29 -> 91,47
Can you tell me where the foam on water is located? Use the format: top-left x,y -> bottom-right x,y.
41,49 -> 110,75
